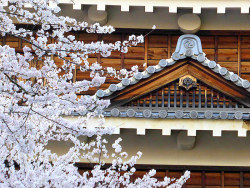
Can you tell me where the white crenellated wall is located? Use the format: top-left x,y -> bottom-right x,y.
47,129 -> 250,166
57,5 -> 250,30
8,3 -> 250,30
57,0 -> 250,14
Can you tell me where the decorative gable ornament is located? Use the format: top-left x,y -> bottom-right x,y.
179,75 -> 197,90
174,34 -> 203,58
172,35 -> 206,63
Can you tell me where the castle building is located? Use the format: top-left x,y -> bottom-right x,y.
6,0 -> 250,186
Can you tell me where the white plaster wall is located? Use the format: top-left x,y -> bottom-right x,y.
11,4 -> 250,30
56,5 -> 250,30
58,0 -> 250,14
47,129 -> 250,166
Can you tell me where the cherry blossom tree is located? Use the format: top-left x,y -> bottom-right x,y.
0,0 -> 190,187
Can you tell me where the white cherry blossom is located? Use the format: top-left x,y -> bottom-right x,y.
0,0 -> 190,187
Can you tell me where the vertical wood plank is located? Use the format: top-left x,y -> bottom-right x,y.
215,36 -> 218,62
97,35 -> 102,63
121,33 -> 125,69
221,171 -> 224,188
235,101 -> 239,108
229,99 -> 232,108
18,38 -> 22,49
168,86 -> 171,108
2,36 -> 6,45
217,93 -> 220,108
149,92 -> 152,107
144,36 -> 148,69
168,34 -> 171,58
166,170 -> 169,177
192,88 -> 195,108
73,32 -> 79,83
198,83 -> 202,108
180,89 -> 183,108
155,90 -> 158,107
238,35 -> 241,76
205,87 -> 207,108
137,98 -> 140,107
174,83 -> 177,108
223,95 -> 226,108
240,172 -> 243,188
210,89 -> 213,108
161,88 -> 164,107
186,90 -> 189,108
202,171 -> 206,188
73,68 -> 77,83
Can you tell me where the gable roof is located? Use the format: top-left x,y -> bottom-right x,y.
95,34 -> 250,105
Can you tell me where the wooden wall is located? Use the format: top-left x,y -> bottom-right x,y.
3,31 -> 250,186
2,31 -> 250,95
78,168 -> 250,188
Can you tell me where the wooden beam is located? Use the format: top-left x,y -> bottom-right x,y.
76,163 -> 250,172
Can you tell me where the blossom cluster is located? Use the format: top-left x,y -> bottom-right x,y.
0,0 -> 189,187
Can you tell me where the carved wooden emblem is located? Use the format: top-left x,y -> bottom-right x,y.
179,75 -> 197,90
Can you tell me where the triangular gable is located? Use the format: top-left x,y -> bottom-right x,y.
96,34 -> 250,99
123,78 -> 246,109
95,34 -> 250,119
108,61 -> 250,107
103,76 -> 250,120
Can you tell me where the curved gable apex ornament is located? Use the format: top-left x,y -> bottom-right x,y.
94,34 -> 250,100
173,34 -> 204,61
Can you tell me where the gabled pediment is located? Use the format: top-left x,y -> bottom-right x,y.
123,76 -> 246,110
107,61 -> 250,107
95,34 -> 250,120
